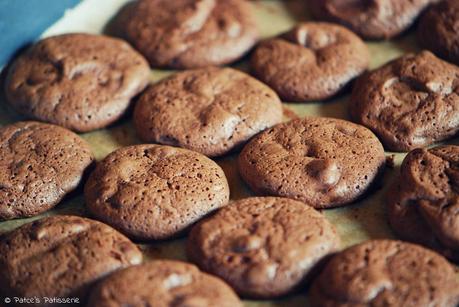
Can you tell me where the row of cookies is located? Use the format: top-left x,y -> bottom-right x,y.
1,198 -> 458,306
3,3 -> 459,155
115,0 -> 458,66
4,44 -> 458,156
0,117 -> 381,224
0,213 -> 246,306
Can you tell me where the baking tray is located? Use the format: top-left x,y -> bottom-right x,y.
0,1 -> 458,306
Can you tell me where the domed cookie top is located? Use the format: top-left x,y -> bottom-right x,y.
418,0 -> 459,65
134,67 -> 283,157
310,0 -> 437,40
309,240 -> 459,307
88,260 -> 242,307
115,0 -> 258,68
4,33 -> 150,132
388,145 -> 459,262
0,121 -> 94,220
238,117 -> 385,208
187,197 -> 340,298
350,51 -> 459,152
0,215 -> 142,302
84,144 -> 230,240
251,22 -> 369,102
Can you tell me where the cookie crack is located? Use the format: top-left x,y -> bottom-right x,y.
4,126 -> 34,153
12,224 -> 95,270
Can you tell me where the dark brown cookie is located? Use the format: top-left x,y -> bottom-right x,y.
133,67 -> 283,157
114,0 -> 259,68
251,22 -> 369,102
0,121 -> 94,220
309,240 -> 459,307
4,33 -> 150,132
418,0 -> 459,65
350,51 -> 459,152
309,0 -> 437,40
0,215 -> 142,304
84,144 -> 230,241
238,117 -> 385,208
387,145 -> 459,262
187,197 -> 340,298
88,260 -> 242,307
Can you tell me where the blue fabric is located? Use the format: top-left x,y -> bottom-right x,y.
0,0 -> 80,67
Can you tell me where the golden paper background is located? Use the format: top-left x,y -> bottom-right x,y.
0,1 -> 458,306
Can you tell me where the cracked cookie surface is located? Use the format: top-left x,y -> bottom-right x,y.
115,0 -> 258,68
238,117 -> 385,208
309,240 -> 459,307
133,67 -> 283,157
0,121 -> 94,220
4,33 -> 150,132
84,144 -> 230,240
0,215 -> 142,303
187,197 -> 340,298
251,22 -> 369,102
388,145 -> 459,262
350,51 -> 459,152
88,260 -> 242,307
310,0 -> 438,40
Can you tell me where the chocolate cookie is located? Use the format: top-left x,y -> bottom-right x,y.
350,51 -> 459,152
133,67 -> 283,157
309,0 -> 437,40
115,0 -> 258,68
251,22 -> 369,102
418,0 -> 459,65
84,144 -> 229,240
88,260 -> 242,307
4,33 -> 150,132
238,117 -> 385,208
0,215 -> 142,304
0,121 -> 94,220
187,197 -> 340,298
387,145 -> 459,262
309,240 -> 459,307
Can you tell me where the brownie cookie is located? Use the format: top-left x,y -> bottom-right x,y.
238,117 -> 385,208
350,51 -> 459,152
88,260 -> 242,307
251,22 -> 369,102
84,144 -> 229,240
115,0 -> 258,68
4,33 -> 150,132
309,240 -> 459,307
0,121 -> 94,220
418,0 -> 459,65
187,197 -> 340,298
134,67 -> 283,157
0,215 -> 142,304
309,0 -> 437,40
387,145 -> 459,262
